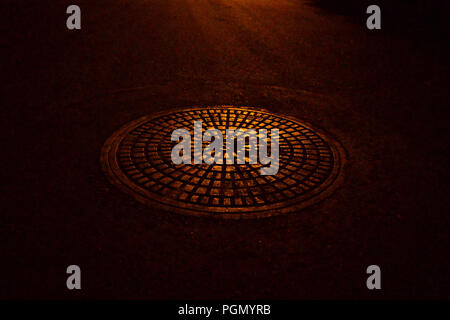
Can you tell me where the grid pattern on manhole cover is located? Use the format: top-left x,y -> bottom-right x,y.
101,106 -> 345,218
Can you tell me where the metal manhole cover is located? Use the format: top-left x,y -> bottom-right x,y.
101,106 -> 345,218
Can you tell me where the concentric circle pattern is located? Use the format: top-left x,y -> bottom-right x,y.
101,106 -> 344,218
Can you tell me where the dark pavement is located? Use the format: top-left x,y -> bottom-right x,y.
2,0 -> 449,298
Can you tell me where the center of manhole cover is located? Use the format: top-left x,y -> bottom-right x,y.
101,106 -> 345,218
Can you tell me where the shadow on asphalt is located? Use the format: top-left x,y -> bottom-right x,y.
308,0 -> 450,39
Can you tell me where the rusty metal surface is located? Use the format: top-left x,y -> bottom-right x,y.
101,106 -> 345,218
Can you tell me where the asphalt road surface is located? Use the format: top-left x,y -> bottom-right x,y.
2,0 -> 449,298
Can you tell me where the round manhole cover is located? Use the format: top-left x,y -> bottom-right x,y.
101,106 -> 345,218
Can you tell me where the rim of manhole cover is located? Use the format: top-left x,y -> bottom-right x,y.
100,106 -> 345,219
